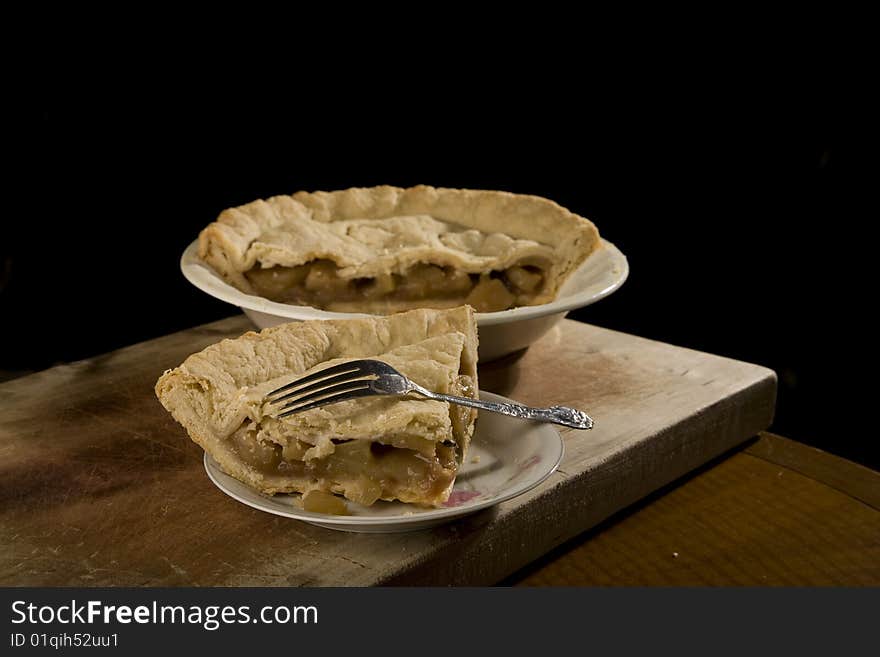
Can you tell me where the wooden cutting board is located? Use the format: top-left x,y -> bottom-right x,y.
0,317 -> 776,586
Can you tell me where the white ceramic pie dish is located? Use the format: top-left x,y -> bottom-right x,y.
180,238 -> 628,361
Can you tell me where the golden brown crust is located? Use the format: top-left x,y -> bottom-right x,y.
155,307 -> 479,506
198,185 -> 600,306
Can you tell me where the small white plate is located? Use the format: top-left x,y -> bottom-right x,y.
203,392 -> 564,533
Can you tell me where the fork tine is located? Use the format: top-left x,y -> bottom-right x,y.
268,370 -> 374,405
273,380 -> 373,410
277,387 -> 377,418
267,361 -> 366,399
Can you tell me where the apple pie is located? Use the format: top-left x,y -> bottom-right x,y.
198,185 -> 600,313
155,306 -> 478,508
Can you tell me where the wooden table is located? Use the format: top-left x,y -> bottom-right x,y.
1,317 -> 875,586
509,432 -> 880,585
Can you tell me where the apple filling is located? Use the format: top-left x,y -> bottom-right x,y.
225,371 -> 475,508
243,259 -> 549,313
228,429 -> 458,507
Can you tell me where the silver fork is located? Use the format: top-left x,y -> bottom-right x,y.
265,359 -> 593,430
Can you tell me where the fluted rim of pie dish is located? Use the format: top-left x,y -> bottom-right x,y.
180,238 -> 628,326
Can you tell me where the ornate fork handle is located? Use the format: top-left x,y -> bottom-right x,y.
411,387 -> 593,430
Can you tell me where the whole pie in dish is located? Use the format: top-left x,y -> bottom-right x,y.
155,306 -> 478,508
198,185 -> 601,313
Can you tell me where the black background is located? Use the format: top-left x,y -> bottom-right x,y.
3,85 -> 871,468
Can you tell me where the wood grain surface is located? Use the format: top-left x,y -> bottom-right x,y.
0,316 -> 776,586
510,433 -> 880,586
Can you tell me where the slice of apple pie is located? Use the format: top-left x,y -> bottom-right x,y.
198,185 -> 600,313
155,306 -> 478,508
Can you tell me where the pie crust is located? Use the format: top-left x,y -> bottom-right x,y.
198,185 -> 600,313
155,306 -> 479,507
